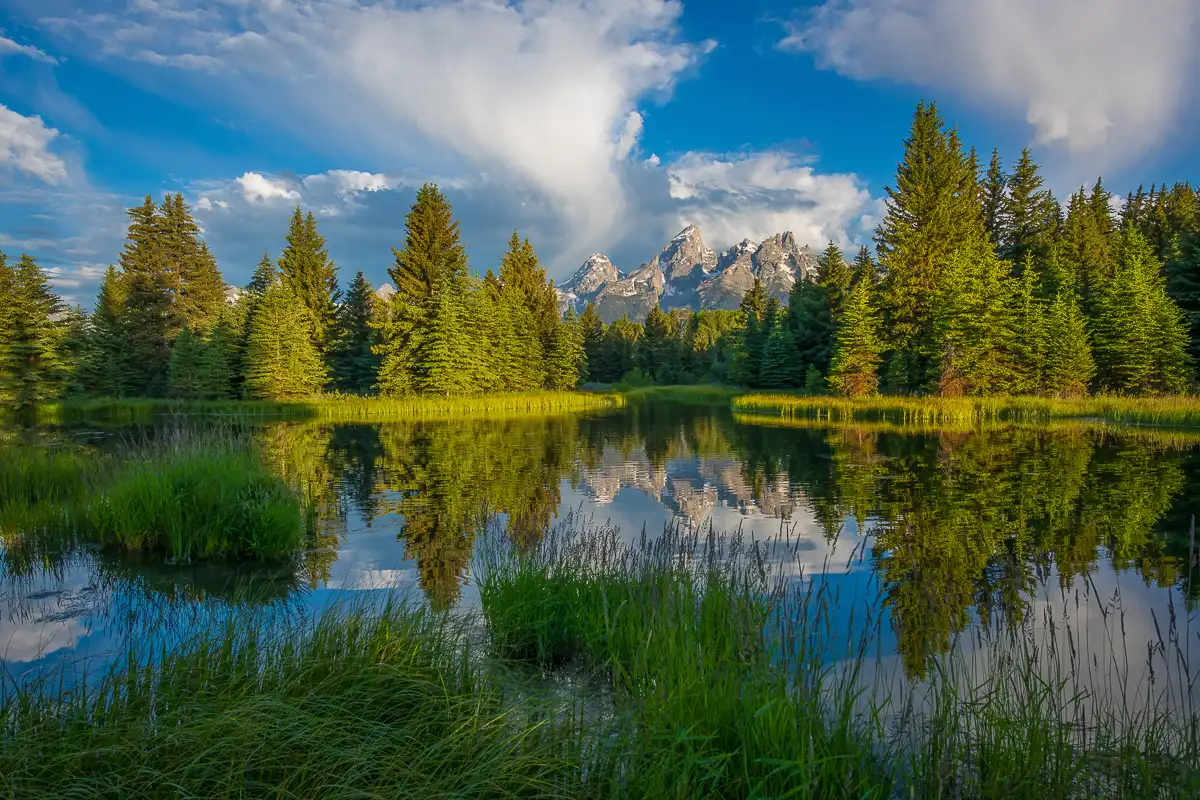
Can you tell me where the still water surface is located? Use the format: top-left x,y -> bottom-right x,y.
3,403 -> 1199,700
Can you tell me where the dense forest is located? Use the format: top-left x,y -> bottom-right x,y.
2,100 -> 1199,406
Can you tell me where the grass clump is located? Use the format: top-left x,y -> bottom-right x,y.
86,446 -> 308,562
0,599 -> 578,799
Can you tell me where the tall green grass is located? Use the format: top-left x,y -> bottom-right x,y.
48,390 -> 623,424
736,392 -> 1200,428
0,598 -> 580,799
0,433 -> 312,569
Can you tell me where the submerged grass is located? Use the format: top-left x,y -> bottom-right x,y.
47,390 -> 623,425
735,392 -> 1200,428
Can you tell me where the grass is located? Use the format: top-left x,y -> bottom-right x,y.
0,432 -> 313,569
735,392 -> 1200,428
47,390 -> 623,425
2,512 -> 1198,797
0,598 -> 580,799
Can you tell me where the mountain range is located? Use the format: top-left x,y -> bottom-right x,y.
555,224 -> 820,323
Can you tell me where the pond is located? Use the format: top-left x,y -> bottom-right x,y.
2,401 -> 1199,704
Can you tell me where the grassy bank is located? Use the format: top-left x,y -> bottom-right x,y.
0,433 -> 312,570
735,392 -> 1200,428
618,384 -> 742,405
46,390 -> 623,425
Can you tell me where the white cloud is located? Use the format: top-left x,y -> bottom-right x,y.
666,151 -> 874,252
0,34 -> 58,63
783,0 -> 1200,171
235,172 -> 300,204
0,104 -> 69,184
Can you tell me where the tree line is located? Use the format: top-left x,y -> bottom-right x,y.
4,99 -> 1200,406
0,185 -> 584,409
580,102 -> 1200,397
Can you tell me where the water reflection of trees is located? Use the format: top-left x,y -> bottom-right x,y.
241,410 -> 1199,675
733,420 -> 1196,677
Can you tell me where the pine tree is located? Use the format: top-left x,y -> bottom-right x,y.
168,326 -> 206,399
330,270 -> 383,394
759,319 -> 804,388
545,308 -> 585,390
827,277 -> 883,397
852,245 -> 877,288
1039,291 -> 1095,397
1008,259 -> 1045,394
931,242 -> 1017,396
79,265 -> 133,396
638,305 -> 683,384
119,195 -> 176,396
278,207 -> 340,352
244,282 -> 328,400
0,253 -> 67,409
731,279 -> 769,387
199,314 -> 236,399
803,364 -> 825,395
817,240 -> 853,315
788,276 -> 834,380
982,148 -> 1007,246
416,276 -> 479,396
378,184 -> 470,396
162,194 -> 225,332
578,301 -> 604,383
1166,230 -> 1200,362
498,231 -> 560,384
247,252 -> 278,295
876,101 -> 987,390
1000,148 -> 1055,270
1092,230 -> 1193,394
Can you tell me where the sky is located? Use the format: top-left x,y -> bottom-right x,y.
1,0 -> 1198,307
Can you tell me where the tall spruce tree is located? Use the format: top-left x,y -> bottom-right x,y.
578,301 -> 603,383
278,207 -> 340,352
498,231 -> 559,385
1000,149 -> 1056,271
247,252 -> 278,295
162,193 -> 225,332
876,101 -> 987,390
244,282 -> 328,400
817,240 -> 853,316
982,148 -> 1007,246
1091,230 -> 1192,394
378,184 -> 471,395
759,318 -> 804,389
167,326 -> 206,399
119,195 -> 176,396
1166,230 -> 1200,362
545,308 -> 585,390
931,242 -> 1017,396
0,253 -> 67,409
416,273 -> 479,396
1039,291 -> 1095,397
80,265 -> 132,396
330,270 -> 383,394
788,275 -> 834,381
731,279 -> 769,387
827,277 -> 883,397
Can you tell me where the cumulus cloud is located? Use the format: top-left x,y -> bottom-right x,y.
782,0 -> 1200,170
666,152 -> 874,252
0,104 -> 69,184
0,34 -> 58,63
235,172 -> 300,204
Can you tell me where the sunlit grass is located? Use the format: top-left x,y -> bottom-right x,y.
735,393 -> 1200,428
46,390 -> 623,424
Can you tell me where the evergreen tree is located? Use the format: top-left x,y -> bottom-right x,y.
199,313 -> 236,399
80,265 -> 132,396
931,243 -> 1017,396
578,301 -> 604,383
162,193 -> 225,332
759,319 -> 804,388
827,278 -> 884,397
1092,230 -> 1192,394
244,282 -> 328,400
817,240 -> 853,315
0,253 -> 67,409
1000,148 -> 1056,270
119,195 -> 176,396
378,184 -> 470,396
498,231 -> 560,384
638,305 -> 683,384
1008,259 -> 1045,394
1039,291 -> 1095,397
803,364 -> 825,395
1166,230 -> 1200,362
485,279 -> 542,391
731,279 -> 769,387
876,101 -> 987,390
597,318 -> 641,384
168,326 -> 206,399
982,148 -> 1007,246
545,308 -> 585,390
278,207 -> 340,352
247,252 -> 278,295
416,274 -> 479,396
788,276 -> 834,381
330,270 -> 383,394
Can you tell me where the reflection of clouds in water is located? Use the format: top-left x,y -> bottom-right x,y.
1,617 -> 89,663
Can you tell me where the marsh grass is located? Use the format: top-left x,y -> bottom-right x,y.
48,390 -> 623,425
0,598 -> 581,799
0,431 -> 313,570
735,393 -> 1200,429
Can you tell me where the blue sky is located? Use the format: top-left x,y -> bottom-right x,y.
1,0 -> 1198,306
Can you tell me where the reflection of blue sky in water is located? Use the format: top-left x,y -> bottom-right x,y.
2,413 -> 1198,714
